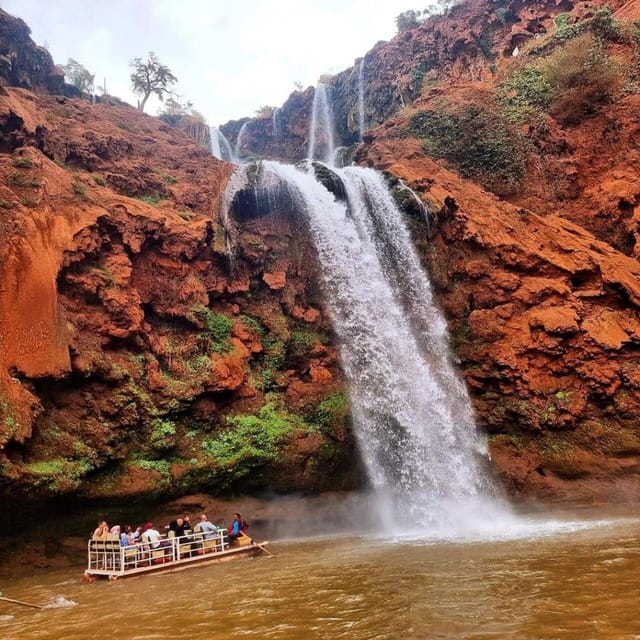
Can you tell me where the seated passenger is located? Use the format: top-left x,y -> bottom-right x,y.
168,517 -> 189,538
121,525 -> 135,546
141,523 -> 163,548
195,514 -> 218,540
93,521 -> 109,539
227,512 -> 248,543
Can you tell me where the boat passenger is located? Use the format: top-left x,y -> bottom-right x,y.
183,514 -> 193,531
109,525 -> 121,537
131,525 -> 143,541
168,517 -> 189,538
227,513 -> 248,543
195,514 -> 218,540
92,521 -> 109,539
121,525 -> 135,546
141,523 -> 163,549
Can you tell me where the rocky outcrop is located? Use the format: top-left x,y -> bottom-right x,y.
0,9 -> 64,94
221,0 -> 627,161
0,88 -> 359,501
215,0 -> 640,501
360,135 -> 640,501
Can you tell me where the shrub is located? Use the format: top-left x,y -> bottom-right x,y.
72,181 -> 87,199
149,418 -> 177,450
94,175 -> 106,186
12,156 -> 33,168
24,458 -> 93,493
474,29 -> 495,59
407,102 -> 526,195
160,172 -> 178,185
239,314 -> 265,336
396,10 -> 421,33
314,392 -> 348,432
286,328 -> 326,366
138,194 -> 162,206
553,7 -> 623,43
589,6 -> 623,42
201,403 -> 306,482
191,305 -> 233,353
497,65 -> 553,122
133,458 -> 171,476
10,173 -> 40,188
544,33 -> 621,124
494,7 -> 508,25
554,12 -> 583,40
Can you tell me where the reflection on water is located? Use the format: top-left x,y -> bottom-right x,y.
1,516 -> 640,640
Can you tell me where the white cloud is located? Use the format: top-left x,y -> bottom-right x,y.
3,0 -> 424,124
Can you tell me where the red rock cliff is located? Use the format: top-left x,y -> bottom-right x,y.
221,0 -> 640,502
3,0 -> 640,504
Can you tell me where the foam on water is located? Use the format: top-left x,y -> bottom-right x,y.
43,596 -> 78,609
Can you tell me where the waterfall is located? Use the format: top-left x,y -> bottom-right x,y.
357,56 -> 366,140
209,126 -> 234,162
234,121 -> 250,160
227,159 -> 510,533
308,84 -> 336,164
272,108 -> 280,141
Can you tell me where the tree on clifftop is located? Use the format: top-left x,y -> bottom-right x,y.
62,58 -> 94,97
130,52 -> 177,112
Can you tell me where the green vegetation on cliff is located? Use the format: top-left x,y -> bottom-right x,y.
405,103 -> 526,195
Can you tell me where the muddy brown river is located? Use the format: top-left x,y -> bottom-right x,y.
1,513 -> 639,639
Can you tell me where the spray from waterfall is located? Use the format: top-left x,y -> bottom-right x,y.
308,83 -> 336,164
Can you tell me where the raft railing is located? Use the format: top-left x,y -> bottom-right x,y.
87,529 -> 229,574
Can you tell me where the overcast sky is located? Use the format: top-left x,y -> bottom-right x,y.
3,1 -> 423,126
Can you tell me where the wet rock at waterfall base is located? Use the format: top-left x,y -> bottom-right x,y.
230,184 -> 295,221
311,162 -> 347,201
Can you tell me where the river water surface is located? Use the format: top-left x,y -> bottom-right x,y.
2,515 -> 640,640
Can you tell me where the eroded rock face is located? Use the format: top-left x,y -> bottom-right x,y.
0,9 -> 64,94
359,134 -> 640,501
3,0 -> 640,506
0,88 -> 360,501
220,0 -> 631,161
214,0 -> 640,502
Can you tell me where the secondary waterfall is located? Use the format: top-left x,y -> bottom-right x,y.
272,108 -> 280,141
209,126 -> 234,162
226,158 -> 509,532
307,83 -> 335,163
234,121 -> 250,160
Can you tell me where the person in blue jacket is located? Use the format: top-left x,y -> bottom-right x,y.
227,512 -> 248,542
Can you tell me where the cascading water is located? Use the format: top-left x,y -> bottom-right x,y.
272,108 -> 280,141
357,56 -> 366,141
209,126 -> 234,162
222,80 -> 514,535
234,121 -> 250,160
307,83 -> 335,164
223,157 -> 512,534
